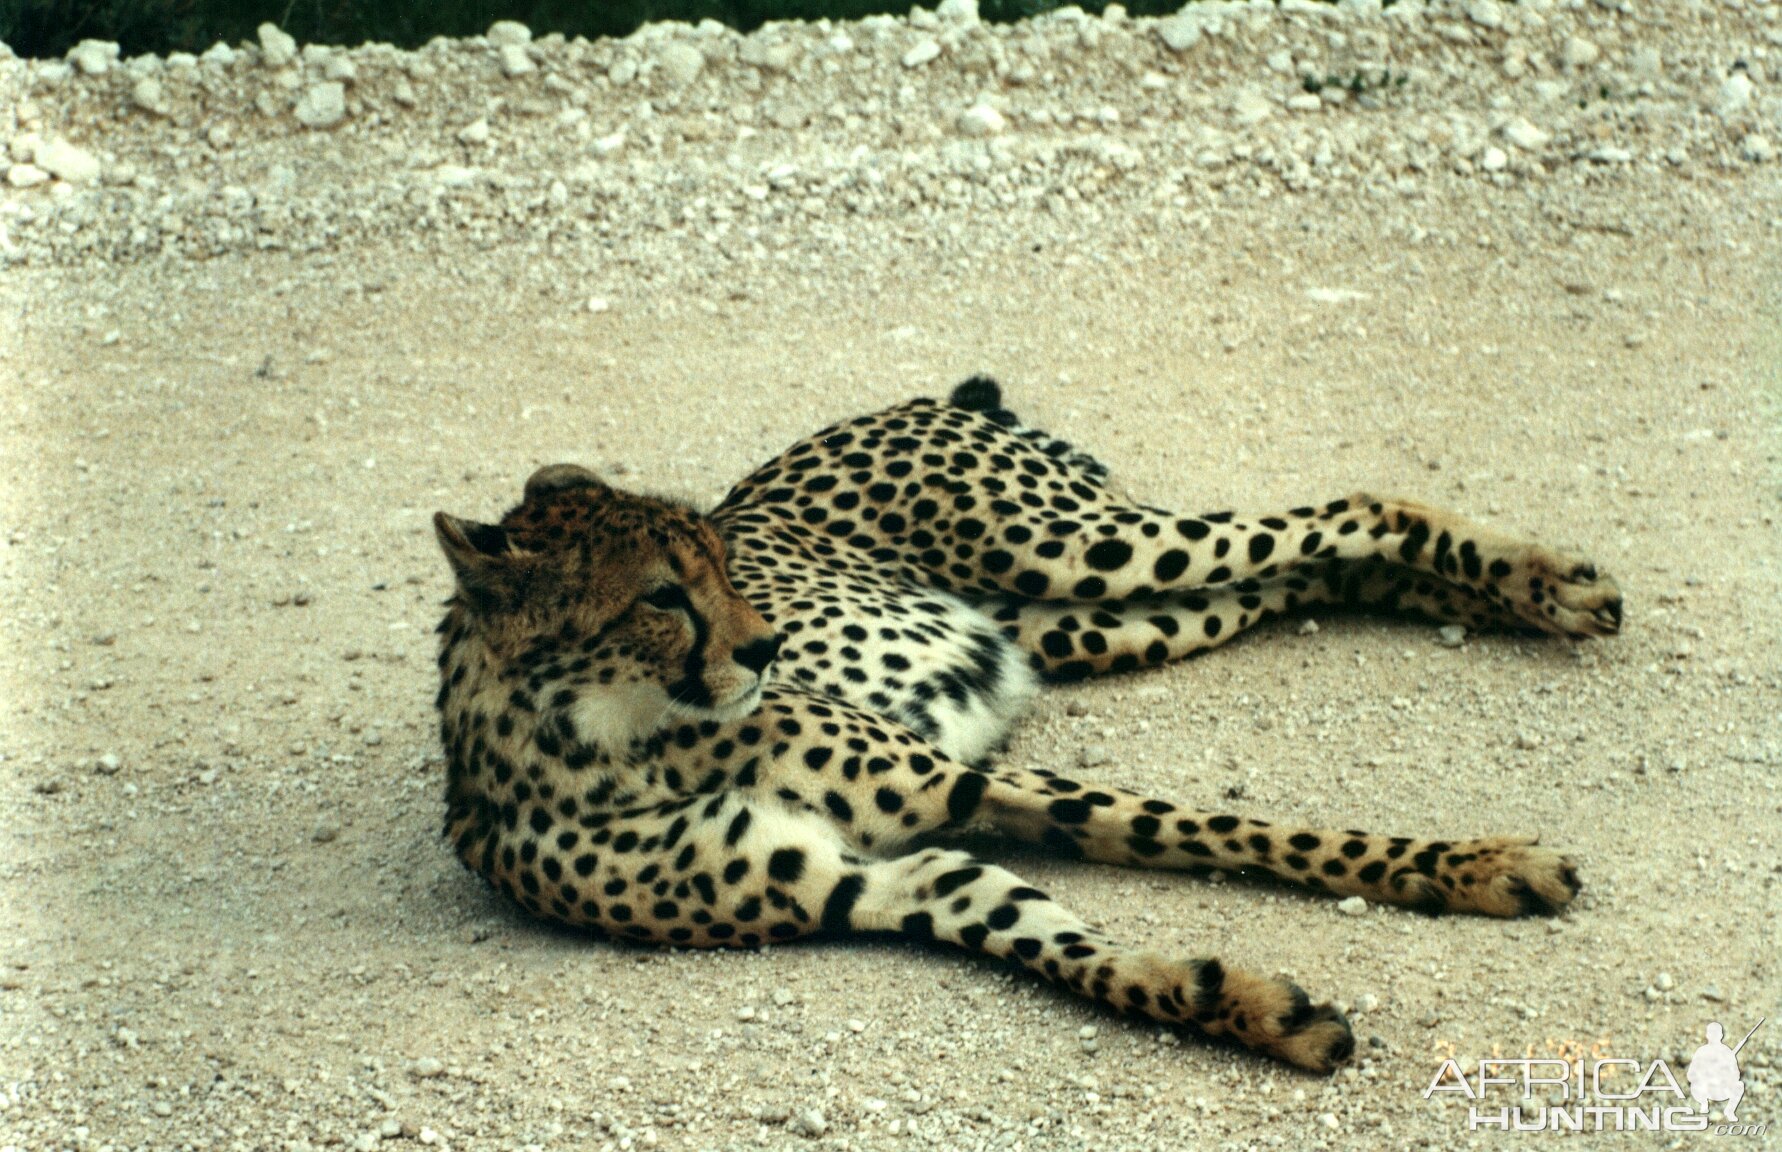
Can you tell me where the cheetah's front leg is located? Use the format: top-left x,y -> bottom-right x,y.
849,847 -> 1355,1071
468,789 -> 1354,1070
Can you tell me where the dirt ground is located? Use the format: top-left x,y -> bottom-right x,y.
3,4 -> 1780,1150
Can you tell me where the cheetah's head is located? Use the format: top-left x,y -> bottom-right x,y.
434,464 -> 780,751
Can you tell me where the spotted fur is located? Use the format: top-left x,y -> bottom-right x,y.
432,379 -> 1618,1071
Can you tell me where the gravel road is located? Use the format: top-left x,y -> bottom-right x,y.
2,1 -> 1779,1149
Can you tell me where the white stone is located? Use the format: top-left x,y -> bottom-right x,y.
793,1109 -> 827,1137
1501,117 -> 1550,150
1587,146 -> 1631,164
1286,94 -> 1322,112
608,58 -> 637,86
6,164 -> 48,188
1266,49 -> 1295,75
34,138 -> 100,183
1338,896 -> 1368,916
1466,0 -> 1503,29
201,41 -> 236,67
411,1057 -> 445,1078
593,130 -> 625,156
1437,625 -> 1468,648
293,83 -> 346,129
1231,89 -> 1273,125
902,39 -> 942,69
957,103 -> 1006,137
1715,74 -> 1754,120
68,39 -> 120,75
499,44 -> 535,78
487,20 -> 532,48
1155,14 -> 1205,53
1479,146 -> 1507,172
1629,46 -> 1663,77
258,23 -> 298,68
323,55 -> 356,83
458,119 -> 491,145
1743,134 -> 1775,163
657,43 -> 704,87
131,77 -> 169,115
586,297 -> 611,314
936,0 -> 980,25
740,39 -> 798,72
1561,37 -> 1599,68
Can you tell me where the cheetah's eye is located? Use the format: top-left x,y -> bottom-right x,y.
640,585 -> 691,613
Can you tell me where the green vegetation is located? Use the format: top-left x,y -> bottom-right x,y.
2,0 -> 1201,60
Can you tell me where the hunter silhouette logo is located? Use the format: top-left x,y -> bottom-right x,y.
1424,1017 -> 1767,1135
1689,1019 -> 1762,1122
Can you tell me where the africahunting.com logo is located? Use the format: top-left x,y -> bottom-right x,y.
1424,1019 -> 1766,1135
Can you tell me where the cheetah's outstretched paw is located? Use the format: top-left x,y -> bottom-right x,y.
1424,836 -> 1581,918
1505,548 -> 1623,638
1216,969 -> 1356,1072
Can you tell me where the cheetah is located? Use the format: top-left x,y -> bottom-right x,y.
432,378 -> 1620,1071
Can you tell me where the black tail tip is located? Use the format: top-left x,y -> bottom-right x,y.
950,376 -> 1002,412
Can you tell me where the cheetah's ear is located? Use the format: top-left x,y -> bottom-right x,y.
435,512 -> 522,610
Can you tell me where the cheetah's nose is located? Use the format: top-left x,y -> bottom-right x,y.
734,634 -> 781,675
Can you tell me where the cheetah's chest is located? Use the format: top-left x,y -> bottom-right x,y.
721,522 -> 1037,765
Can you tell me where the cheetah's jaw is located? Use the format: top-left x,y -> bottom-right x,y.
671,682 -> 764,726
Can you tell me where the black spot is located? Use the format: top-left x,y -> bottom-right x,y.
1248,534 -> 1275,563
1289,832 -> 1321,851
803,747 -> 832,771
985,904 -> 1020,931
947,771 -> 989,822
725,808 -> 753,846
1154,549 -> 1189,582
902,911 -> 936,941
1073,576 -> 1107,598
1085,540 -> 1133,571
1049,798 -> 1091,824
821,874 -> 865,933
824,791 -> 854,822
1014,570 -> 1050,597
767,848 -> 806,883
874,787 -> 904,814
934,867 -> 983,897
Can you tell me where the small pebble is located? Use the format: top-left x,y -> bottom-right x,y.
1338,896 -> 1368,916
498,44 -> 535,78
1297,619 -> 1320,636
657,44 -> 704,88
411,1056 -> 445,1078
312,823 -> 340,844
294,83 -> 347,129
68,40 -> 120,76
258,23 -> 298,68
1437,625 -> 1467,648
34,139 -> 101,183
95,753 -> 122,775
902,40 -> 942,69
1079,743 -> 1110,768
793,1108 -> 827,1137
957,103 -> 1007,137
1562,37 -> 1600,68
1655,971 -> 1675,992
486,20 -> 531,48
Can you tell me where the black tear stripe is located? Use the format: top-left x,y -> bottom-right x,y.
663,602 -> 714,709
